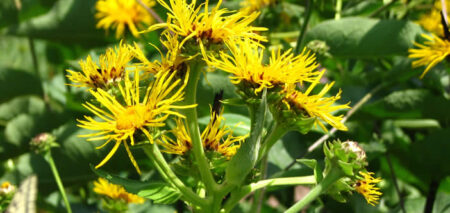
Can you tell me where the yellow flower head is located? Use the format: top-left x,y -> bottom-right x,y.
78,70 -> 192,174
201,107 -> 248,158
131,32 -> 194,75
240,0 -> 276,14
146,0 -> 267,55
96,0 -> 156,38
416,0 -> 449,37
93,178 -> 144,204
0,181 -> 15,195
408,33 -> 450,78
207,40 -> 320,93
66,41 -> 133,89
354,172 -> 382,206
282,73 -> 350,132
158,96 -> 248,158
157,118 -> 192,155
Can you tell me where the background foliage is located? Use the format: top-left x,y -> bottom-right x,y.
0,0 -> 449,212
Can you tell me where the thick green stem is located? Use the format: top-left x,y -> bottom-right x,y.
183,62 -> 218,193
143,144 -> 206,207
223,176 -> 316,213
250,155 -> 268,213
294,0 -> 313,54
285,168 -> 343,213
335,0 -> 342,20
258,122 -> 287,161
45,151 -> 72,213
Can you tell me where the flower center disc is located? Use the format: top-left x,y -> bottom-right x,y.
116,105 -> 147,130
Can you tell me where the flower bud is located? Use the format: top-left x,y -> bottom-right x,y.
30,133 -> 59,154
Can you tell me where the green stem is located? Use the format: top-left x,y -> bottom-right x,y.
335,0 -> 342,20
294,0 -> 313,54
143,144 -> 206,207
45,151 -> 72,213
250,156 -> 268,213
223,176 -> 316,213
183,62 -> 218,193
285,168 -> 343,213
258,122 -> 287,161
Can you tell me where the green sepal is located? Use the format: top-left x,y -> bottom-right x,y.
291,117 -> 316,134
326,178 -> 353,203
91,165 -> 182,204
337,160 -> 354,176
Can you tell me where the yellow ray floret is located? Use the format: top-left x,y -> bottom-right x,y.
131,32 -> 195,75
282,73 -> 350,132
354,172 -> 382,206
96,0 -> 156,38
146,0 -> 267,53
201,108 -> 248,158
157,118 -> 192,155
207,40 -> 320,93
408,33 -> 450,78
77,70 -> 193,174
66,41 -> 133,89
240,0 -> 276,14
94,178 -> 144,204
158,109 -> 248,158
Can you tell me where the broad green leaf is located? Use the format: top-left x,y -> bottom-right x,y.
305,17 -> 424,58
93,167 -> 181,204
0,96 -> 45,121
5,0 -> 110,45
0,68 -> 43,103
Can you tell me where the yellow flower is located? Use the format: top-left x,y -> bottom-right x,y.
354,172 -> 382,206
408,33 -> 450,78
207,40 -> 320,93
66,41 -> 133,89
282,72 -> 350,132
96,0 -> 156,38
201,108 -> 248,158
416,0 -> 449,37
93,178 -> 144,204
146,0 -> 267,55
158,118 -> 192,155
240,0 -> 276,14
158,107 -> 248,158
0,181 -> 15,195
131,32 -> 195,75
78,70 -> 192,174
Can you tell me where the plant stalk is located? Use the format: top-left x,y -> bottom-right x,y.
143,144 -> 206,207
285,168 -> 342,213
45,151 -> 72,213
183,62 -> 218,193
295,0 -> 313,54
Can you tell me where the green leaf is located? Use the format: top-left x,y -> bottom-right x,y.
305,17 -> 424,58
5,0 -> 110,45
0,96 -> 45,121
0,68 -> 43,103
92,166 -> 181,204
337,160 -> 354,176
297,159 -> 323,182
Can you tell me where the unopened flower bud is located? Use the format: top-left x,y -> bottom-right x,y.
30,133 -> 58,154
342,141 -> 366,162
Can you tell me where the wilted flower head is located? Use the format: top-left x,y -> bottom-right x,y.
94,178 -> 144,204
66,41 -> 133,89
408,33 -> 450,78
96,0 -> 156,38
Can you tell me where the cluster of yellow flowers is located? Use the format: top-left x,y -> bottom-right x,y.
66,0 -> 382,207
